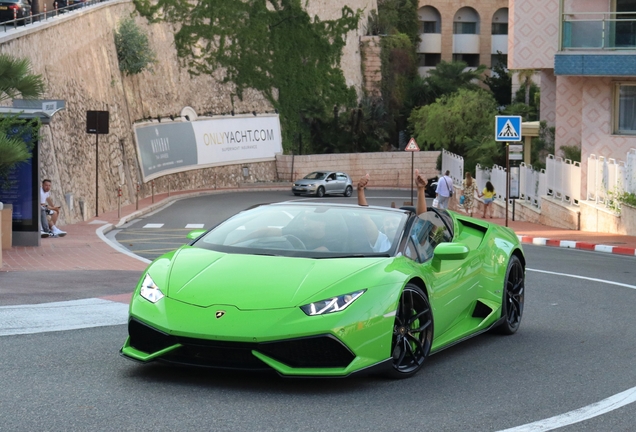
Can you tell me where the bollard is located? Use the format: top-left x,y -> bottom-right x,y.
151,180 -> 155,203
167,182 -> 170,197
43,3 -> 46,19
117,185 -> 122,218
54,2 -> 57,16
13,8 -> 16,27
135,183 -> 140,210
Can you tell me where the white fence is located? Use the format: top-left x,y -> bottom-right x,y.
473,155 -> 570,210
546,155 -> 581,205
519,163 -> 546,208
586,152 -> 634,210
441,149 -> 464,187
448,146 -> 636,213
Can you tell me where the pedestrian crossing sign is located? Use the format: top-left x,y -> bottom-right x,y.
495,116 -> 522,142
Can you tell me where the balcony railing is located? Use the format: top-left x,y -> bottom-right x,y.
562,11 -> 636,49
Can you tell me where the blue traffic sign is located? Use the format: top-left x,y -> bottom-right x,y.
495,116 -> 522,142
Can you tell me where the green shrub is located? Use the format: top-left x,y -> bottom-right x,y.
114,17 -> 157,76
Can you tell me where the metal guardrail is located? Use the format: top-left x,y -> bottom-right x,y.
0,0 -> 105,33
562,11 -> 636,49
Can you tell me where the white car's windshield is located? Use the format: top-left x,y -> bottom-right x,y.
194,205 -> 407,257
303,172 -> 327,180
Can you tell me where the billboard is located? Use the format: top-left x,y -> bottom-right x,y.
134,114 -> 283,182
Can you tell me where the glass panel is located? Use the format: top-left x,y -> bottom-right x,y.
453,22 -> 477,34
618,85 -> 636,134
562,20 -> 604,48
422,21 -> 437,33
409,211 -> 452,263
491,22 -> 508,35
419,53 -> 441,67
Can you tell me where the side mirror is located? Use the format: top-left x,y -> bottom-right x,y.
186,229 -> 207,240
433,242 -> 469,260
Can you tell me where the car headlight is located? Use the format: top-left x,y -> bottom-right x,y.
300,290 -> 365,316
139,274 -> 164,303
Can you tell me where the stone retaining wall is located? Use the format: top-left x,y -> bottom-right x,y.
277,151 -> 441,187
0,0 -> 377,225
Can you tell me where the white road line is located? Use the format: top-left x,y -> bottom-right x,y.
185,224 -> 205,228
527,268 -> 636,290
143,223 -> 164,228
97,224 -> 151,265
0,298 -> 128,336
495,268 -> 636,431
3,265 -> 635,429
497,387 -> 636,432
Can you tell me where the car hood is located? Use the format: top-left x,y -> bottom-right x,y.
162,247 -> 384,309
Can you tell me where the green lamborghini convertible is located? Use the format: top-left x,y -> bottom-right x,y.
121,202 -> 525,378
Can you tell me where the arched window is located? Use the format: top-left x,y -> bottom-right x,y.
453,7 -> 479,34
492,8 -> 508,35
418,6 -> 441,34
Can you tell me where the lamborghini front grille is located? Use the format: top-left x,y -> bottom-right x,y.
128,318 -> 355,370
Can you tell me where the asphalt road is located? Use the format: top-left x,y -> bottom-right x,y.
2,190 -> 636,431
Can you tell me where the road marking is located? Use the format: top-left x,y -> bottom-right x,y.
143,223 -> 164,228
527,268 -> 636,290
497,386 -> 636,432
185,223 -> 205,228
0,298 -> 128,336
3,264 -> 635,429
494,268 -> 636,431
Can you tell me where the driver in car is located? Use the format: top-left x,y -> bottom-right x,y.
356,170 -> 428,252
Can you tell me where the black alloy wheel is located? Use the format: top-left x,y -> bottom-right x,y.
387,284 -> 433,379
497,255 -> 525,335
316,186 -> 325,198
344,185 -> 353,197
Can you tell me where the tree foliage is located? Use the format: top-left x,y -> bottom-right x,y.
0,54 -> 45,104
409,88 -> 501,174
133,0 -> 360,152
0,55 -> 44,189
484,52 -> 511,107
114,16 -> 157,76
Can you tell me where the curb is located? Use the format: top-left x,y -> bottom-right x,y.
517,235 -> 636,256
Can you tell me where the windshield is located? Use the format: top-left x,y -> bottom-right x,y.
193,204 -> 408,258
303,172 -> 327,180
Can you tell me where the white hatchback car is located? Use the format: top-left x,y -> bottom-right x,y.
292,171 -> 353,197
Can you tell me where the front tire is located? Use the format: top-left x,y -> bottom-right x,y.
316,186 -> 325,198
344,186 -> 353,197
387,284 -> 433,379
497,255 -> 525,335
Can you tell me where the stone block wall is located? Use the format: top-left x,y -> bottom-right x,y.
0,0 -> 376,226
277,151 -> 441,187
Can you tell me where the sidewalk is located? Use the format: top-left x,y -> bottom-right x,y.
2,187 -> 635,273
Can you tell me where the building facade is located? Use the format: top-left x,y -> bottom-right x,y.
416,0 -> 509,75
510,0 -> 636,196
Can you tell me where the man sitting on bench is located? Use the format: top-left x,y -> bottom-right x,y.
40,179 -> 67,238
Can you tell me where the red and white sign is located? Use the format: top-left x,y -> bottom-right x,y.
404,138 -> 420,152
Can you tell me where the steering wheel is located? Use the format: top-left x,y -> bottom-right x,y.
284,235 -> 306,250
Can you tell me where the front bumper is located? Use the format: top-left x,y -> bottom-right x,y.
121,291 -> 396,377
291,185 -> 317,194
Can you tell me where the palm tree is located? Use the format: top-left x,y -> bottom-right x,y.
513,69 -> 537,106
0,54 -> 45,103
424,60 -> 487,103
0,54 -> 46,188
